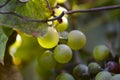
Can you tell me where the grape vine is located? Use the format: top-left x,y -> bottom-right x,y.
0,0 -> 120,80
0,1 -> 120,23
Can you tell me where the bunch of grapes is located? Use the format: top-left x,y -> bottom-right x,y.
36,5 -> 120,80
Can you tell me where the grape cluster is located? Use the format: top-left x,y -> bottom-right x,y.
36,5 -> 120,80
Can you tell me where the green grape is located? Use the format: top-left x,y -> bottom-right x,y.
38,50 -> 56,70
110,74 -> 120,80
88,62 -> 101,75
93,45 -> 109,61
67,30 -> 86,50
56,72 -> 75,80
57,0 -> 66,4
54,6 -> 68,17
73,64 -> 89,79
95,71 -> 112,80
55,17 -> 68,32
53,44 -> 72,63
37,27 -> 59,49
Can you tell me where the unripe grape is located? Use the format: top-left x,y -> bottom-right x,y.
95,71 -> 112,80
56,72 -> 75,80
110,74 -> 120,80
88,62 -> 101,75
93,45 -> 109,61
53,44 -> 72,63
37,27 -> 59,49
57,0 -> 66,4
54,6 -> 68,17
55,17 -> 68,32
37,50 -> 56,70
67,30 -> 86,50
73,64 -> 88,79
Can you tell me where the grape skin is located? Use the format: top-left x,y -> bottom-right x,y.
95,71 -> 112,80
55,17 -> 68,32
93,45 -> 109,61
68,30 -> 86,50
56,73 -> 75,80
53,44 -> 72,63
37,50 -> 56,70
37,27 -> 59,49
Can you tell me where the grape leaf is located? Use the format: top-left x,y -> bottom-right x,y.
0,27 -> 13,61
0,0 -> 57,37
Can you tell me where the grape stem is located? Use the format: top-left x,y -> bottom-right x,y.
66,5 -> 120,14
74,50 -> 84,64
45,0 -> 52,10
0,4 -> 120,23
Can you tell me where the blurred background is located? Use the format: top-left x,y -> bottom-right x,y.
9,0 -> 120,80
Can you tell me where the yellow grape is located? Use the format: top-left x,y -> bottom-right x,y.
54,6 -> 68,17
56,72 -> 75,80
38,50 -> 56,70
55,17 -> 68,32
93,45 -> 109,61
95,71 -> 112,80
57,0 -> 66,4
53,44 -> 72,63
67,30 -> 86,50
37,27 -> 59,49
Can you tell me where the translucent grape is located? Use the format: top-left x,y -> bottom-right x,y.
56,72 -> 75,80
55,17 -> 68,32
95,71 -> 112,80
53,44 -> 72,63
67,30 -> 86,50
37,50 -> 56,70
56,0 -> 66,4
54,6 -> 68,17
37,27 -> 59,49
93,45 -> 109,61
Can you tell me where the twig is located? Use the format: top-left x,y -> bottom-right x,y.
45,0 -> 52,10
0,5 -> 120,23
0,0 -> 11,8
0,11 -> 65,22
66,5 -> 120,14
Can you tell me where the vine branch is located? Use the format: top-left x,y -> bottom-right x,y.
66,5 -> 120,14
0,5 -> 120,23
0,0 -> 10,8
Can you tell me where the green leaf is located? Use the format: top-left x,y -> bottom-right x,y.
0,28 -> 7,60
0,26 -> 13,61
0,0 -> 57,37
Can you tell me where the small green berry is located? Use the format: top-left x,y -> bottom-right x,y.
88,62 -> 101,75
56,72 -> 75,80
93,45 -> 109,61
95,71 -> 112,80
